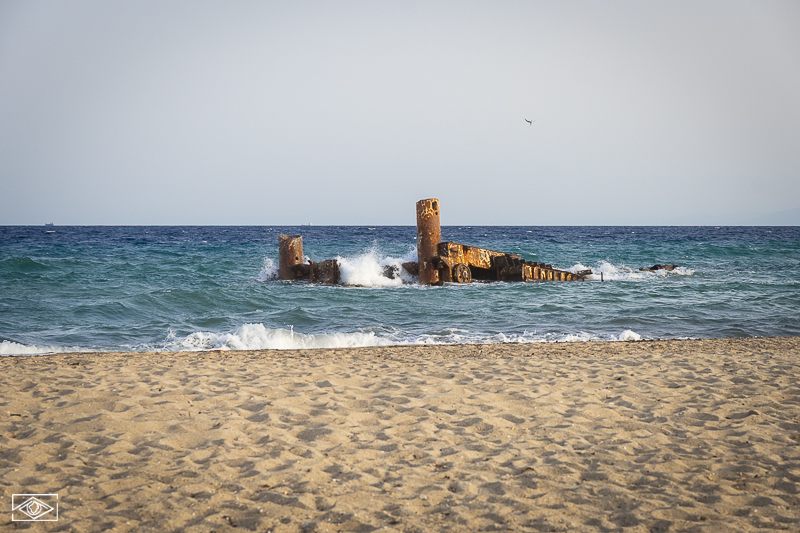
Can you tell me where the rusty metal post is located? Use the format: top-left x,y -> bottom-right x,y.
278,235 -> 303,280
416,198 -> 442,285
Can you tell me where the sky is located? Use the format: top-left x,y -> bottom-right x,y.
1,1 -> 799,225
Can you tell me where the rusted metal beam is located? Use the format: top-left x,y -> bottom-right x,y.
416,198 -> 442,285
278,235 -> 304,280
431,242 -> 587,283
437,241 -> 509,270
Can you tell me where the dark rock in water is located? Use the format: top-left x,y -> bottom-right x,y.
639,264 -> 679,272
382,265 -> 400,279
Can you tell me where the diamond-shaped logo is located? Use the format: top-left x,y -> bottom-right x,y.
12,494 -> 58,521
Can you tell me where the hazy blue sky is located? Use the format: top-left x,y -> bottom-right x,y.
1,1 -> 799,225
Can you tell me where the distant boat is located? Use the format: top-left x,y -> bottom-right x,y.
45,223 -> 54,227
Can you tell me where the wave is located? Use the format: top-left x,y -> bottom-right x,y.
166,323 -> 395,351
257,257 -> 279,281
164,324 -> 645,352
567,261 -> 695,281
0,257 -> 50,272
337,247 -> 417,287
412,328 -> 643,344
2,325 -> 646,356
0,340 -> 88,356
258,247 -> 419,287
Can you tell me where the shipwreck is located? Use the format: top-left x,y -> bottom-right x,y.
277,198 -> 598,285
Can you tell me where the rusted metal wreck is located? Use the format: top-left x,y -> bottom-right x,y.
413,198 -> 589,285
278,198 -> 592,285
277,234 -> 341,284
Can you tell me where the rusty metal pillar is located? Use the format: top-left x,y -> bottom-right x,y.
278,235 -> 303,280
416,198 -> 441,285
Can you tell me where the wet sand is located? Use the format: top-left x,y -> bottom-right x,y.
1,337 -> 799,532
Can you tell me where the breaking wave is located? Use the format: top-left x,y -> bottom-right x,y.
568,261 -> 694,281
167,323 -> 395,350
2,325 -> 647,356
164,324 -> 646,352
257,247 -> 418,287
0,340 -> 89,356
257,257 -> 279,281
337,247 -> 417,287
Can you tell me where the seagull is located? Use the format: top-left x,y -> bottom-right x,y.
525,118 -> 535,125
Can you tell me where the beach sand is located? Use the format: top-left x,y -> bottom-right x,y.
1,337 -> 799,532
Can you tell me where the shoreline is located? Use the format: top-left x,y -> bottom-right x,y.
2,337 -> 799,531
4,335 -> 800,359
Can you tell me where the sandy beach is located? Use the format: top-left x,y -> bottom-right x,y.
1,337 -> 799,532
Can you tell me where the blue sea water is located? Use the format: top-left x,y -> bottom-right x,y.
1,225 -> 799,355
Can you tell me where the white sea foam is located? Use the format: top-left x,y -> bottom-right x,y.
568,261 -> 694,281
257,257 -> 278,281
2,325 -> 647,356
165,324 -> 647,352
337,247 -> 418,287
168,323 -> 395,351
259,247 -> 418,287
482,329 -> 644,343
0,340 -> 86,356
616,329 -> 643,341
337,252 -> 402,287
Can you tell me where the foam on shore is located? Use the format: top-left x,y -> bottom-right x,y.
0,340 -> 88,356
2,325 -> 646,355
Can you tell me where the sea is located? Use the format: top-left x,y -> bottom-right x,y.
1,225 -> 799,356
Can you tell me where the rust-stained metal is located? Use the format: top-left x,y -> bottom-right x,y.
431,243 -> 585,283
309,260 -> 340,284
278,235 -> 304,280
279,235 -> 340,284
437,241 -> 507,271
416,198 -> 442,285
287,259 -> 341,284
452,263 -> 472,283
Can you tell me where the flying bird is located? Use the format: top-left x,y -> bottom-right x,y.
525,118 -> 535,125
